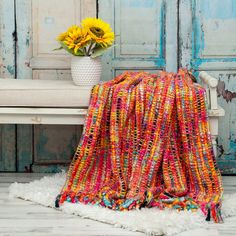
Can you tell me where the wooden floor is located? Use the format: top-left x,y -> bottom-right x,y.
0,174 -> 236,236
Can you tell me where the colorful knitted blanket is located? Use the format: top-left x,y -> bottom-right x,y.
56,69 -> 223,223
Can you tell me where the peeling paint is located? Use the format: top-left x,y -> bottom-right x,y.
6,65 -> 14,75
25,31 -> 30,47
0,1 -> 15,79
217,80 -> 236,102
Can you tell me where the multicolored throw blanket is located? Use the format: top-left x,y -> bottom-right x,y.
56,69 -> 223,223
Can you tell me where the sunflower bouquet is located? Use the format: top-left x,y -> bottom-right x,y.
56,18 -> 115,58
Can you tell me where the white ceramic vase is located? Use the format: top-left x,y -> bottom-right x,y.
71,56 -> 102,86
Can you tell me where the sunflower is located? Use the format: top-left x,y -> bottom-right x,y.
56,25 -> 79,41
56,31 -> 67,41
63,27 -> 91,54
81,18 -> 115,47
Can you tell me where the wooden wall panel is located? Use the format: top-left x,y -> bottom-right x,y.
0,0 -> 16,78
30,0 -> 96,73
98,0 -> 178,81
0,0 -> 16,171
33,125 -> 77,165
33,70 -> 71,80
15,0 -> 33,172
114,0 -> 162,58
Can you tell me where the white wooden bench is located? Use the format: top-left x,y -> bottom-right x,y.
0,79 -> 92,125
0,72 -> 224,156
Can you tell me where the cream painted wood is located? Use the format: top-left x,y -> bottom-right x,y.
0,78 -> 92,107
199,71 -> 225,157
0,108 -> 87,125
199,71 -> 219,109
33,70 -> 71,80
30,0 -> 96,79
0,174 -> 235,236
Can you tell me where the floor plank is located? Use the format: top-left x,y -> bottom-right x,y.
0,174 -> 236,236
0,174 -> 145,236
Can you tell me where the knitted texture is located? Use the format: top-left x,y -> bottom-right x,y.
57,69 -> 223,223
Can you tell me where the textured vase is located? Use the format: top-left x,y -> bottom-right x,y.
71,56 -> 102,86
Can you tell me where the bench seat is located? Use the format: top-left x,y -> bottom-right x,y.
0,79 -> 92,107
0,79 -> 92,125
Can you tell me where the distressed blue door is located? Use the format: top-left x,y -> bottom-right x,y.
98,0 -> 178,79
179,0 -> 236,174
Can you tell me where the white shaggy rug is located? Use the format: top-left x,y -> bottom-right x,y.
9,172 -> 236,236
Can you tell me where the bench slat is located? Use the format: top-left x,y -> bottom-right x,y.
0,107 -> 87,115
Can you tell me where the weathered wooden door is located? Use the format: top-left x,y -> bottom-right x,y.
179,0 -> 236,174
99,0 -> 178,80
0,0 -> 96,172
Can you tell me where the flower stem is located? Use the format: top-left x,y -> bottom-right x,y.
83,47 -> 87,56
87,42 -> 95,56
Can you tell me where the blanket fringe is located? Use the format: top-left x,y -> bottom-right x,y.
206,203 -> 223,223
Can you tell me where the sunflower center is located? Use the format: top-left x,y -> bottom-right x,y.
74,36 -> 83,44
90,27 -> 104,37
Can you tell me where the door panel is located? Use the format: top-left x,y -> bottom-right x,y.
30,0 -> 80,71
115,0 -> 163,58
32,125 -> 80,172
180,0 -> 236,174
30,0 -> 96,75
194,1 -> 236,59
98,0 -> 178,81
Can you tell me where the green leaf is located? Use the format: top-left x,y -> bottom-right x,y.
53,46 -> 63,51
53,42 -> 87,56
90,47 -> 107,58
59,42 -> 75,55
91,45 -> 116,58
75,49 -> 84,56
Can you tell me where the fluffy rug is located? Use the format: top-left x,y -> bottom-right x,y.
9,172 -> 236,236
